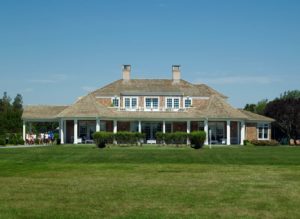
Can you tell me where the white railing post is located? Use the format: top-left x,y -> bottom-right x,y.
60,118 -> 64,144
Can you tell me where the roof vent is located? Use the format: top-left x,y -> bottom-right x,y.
122,65 -> 131,81
172,65 -> 181,82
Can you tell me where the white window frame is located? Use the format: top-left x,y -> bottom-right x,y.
257,123 -> 270,140
165,97 -> 181,110
144,97 -> 160,111
123,96 -> 139,110
183,97 -> 193,108
111,96 -> 120,108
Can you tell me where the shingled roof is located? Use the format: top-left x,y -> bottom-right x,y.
22,105 -> 68,120
91,79 -> 227,98
22,79 -> 273,122
238,109 -> 275,122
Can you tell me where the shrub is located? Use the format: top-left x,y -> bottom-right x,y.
156,132 -> 188,146
172,132 -> 188,145
156,132 -> 165,144
93,132 -> 114,148
18,138 -> 25,145
190,131 -> 206,149
250,140 -> 280,146
115,132 -> 145,145
0,137 -> 6,146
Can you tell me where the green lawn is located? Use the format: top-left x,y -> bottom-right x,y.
0,145 -> 300,219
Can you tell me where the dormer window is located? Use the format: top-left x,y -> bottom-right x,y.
123,97 -> 138,109
111,96 -> 120,107
145,97 -> 159,111
165,97 -> 180,109
184,97 -> 192,108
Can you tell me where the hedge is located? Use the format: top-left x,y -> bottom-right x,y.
93,131 -> 146,148
250,139 -> 280,146
156,131 -> 206,149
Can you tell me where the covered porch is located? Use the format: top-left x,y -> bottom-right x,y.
56,118 -> 246,145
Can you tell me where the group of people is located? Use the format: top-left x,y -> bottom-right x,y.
25,132 -> 55,145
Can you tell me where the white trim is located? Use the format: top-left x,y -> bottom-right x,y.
23,121 -> 26,141
226,120 -> 231,145
74,119 -> 78,144
111,96 -> 120,108
123,96 -> 139,110
189,96 -> 209,100
144,96 -> 160,111
240,121 -> 245,145
165,97 -> 181,110
257,123 -> 270,140
204,119 -> 208,145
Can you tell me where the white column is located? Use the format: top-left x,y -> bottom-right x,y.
226,120 -> 231,145
60,119 -> 64,144
187,120 -> 191,145
63,120 -> 67,144
204,119 -> 208,145
23,121 -> 26,141
163,121 -> 166,134
113,120 -> 117,133
240,121 -> 245,145
113,120 -> 117,144
74,119 -> 78,144
138,121 -> 142,133
96,118 -> 100,132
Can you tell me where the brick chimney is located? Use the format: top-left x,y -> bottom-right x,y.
122,65 -> 131,81
172,65 -> 181,82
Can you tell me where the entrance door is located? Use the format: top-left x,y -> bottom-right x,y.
142,122 -> 162,141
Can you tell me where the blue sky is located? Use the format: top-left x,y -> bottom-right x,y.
0,0 -> 299,107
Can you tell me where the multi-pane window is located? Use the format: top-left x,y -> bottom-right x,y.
166,97 -> 180,109
111,97 -> 119,107
132,98 -> 137,108
184,98 -> 192,108
124,97 -> 138,109
145,98 -> 152,108
257,123 -> 269,140
174,98 -> 179,109
166,98 -> 173,108
125,98 -> 131,108
145,97 -> 159,110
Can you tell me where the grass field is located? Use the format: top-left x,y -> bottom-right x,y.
0,145 -> 300,219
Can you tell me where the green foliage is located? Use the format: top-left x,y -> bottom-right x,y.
190,131 -> 206,149
155,132 -> 188,145
279,90 -> 300,100
0,137 -> 6,146
265,98 -> 300,140
0,92 -> 23,135
93,132 -> 114,148
54,133 -> 59,140
250,140 -> 279,146
243,99 -> 268,115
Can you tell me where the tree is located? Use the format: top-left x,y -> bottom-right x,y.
13,94 -> 23,111
264,98 -> 300,141
243,99 -> 268,115
280,90 -> 300,100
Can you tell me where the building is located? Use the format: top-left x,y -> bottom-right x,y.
22,65 -> 274,145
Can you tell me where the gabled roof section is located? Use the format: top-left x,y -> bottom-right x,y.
57,94 -> 113,118
22,105 -> 68,120
91,79 -> 227,98
238,109 -> 275,122
203,95 -> 248,119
